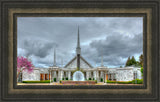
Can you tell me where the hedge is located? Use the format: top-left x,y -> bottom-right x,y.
23,80 -> 50,83
106,80 -> 117,83
54,78 -> 56,82
132,79 -> 143,84
117,81 -> 132,84
101,78 -> 103,82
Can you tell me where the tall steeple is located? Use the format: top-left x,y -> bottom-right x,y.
53,48 -> 56,66
76,26 -> 81,55
61,57 -> 63,68
101,49 -> 104,67
76,26 -> 81,70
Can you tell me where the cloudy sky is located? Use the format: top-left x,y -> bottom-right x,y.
17,17 -> 143,68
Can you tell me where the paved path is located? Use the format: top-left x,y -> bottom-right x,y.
17,83 -> 143,85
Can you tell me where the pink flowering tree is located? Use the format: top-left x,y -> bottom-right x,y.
17,56 -> 34,82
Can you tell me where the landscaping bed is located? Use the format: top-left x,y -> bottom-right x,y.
22,80 -> 51,83
106,79 -> 143,84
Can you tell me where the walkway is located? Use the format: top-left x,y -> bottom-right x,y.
17,83 -> 143,85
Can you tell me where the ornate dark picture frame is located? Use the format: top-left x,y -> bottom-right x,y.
0,0 -> 159,101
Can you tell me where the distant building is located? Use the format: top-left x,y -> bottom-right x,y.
22,28 -> 142,82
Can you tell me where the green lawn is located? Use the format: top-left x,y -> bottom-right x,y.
22,80 -> 51,83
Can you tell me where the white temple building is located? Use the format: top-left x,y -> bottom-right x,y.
22,28 -> 142,82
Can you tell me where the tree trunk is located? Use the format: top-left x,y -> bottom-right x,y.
17,71 -> 20,81
17,71 -> 22,82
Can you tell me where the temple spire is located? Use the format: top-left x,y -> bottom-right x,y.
61,57 -> 63,68
76,26 -> 81,70
53,48 -> 56,66
76,26 -> 81,55
77,26 -> 80,48
101,49 -> 104,67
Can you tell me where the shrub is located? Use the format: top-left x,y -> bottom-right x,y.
62,78 -> 64,80
132,79 -> 143,84
106,79 -> 143,84
23,80 -> 50,83
141,67 -> 143,76
95,80 -> 97,83
54,78 -> 56,82
101,78 -> 103,82
117,81 -> 132,84
106,80 -> 132,84
93,78 -> 95,80
60,80 -> 62,83
89,78 -> 92,80
66,77 -> 68,80
106,80 -> 116,83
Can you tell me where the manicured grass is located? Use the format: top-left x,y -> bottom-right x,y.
23,80 -> 51,83
132,79 -> 143,84
106,79 -> 143,84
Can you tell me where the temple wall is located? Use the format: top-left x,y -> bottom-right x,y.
21,67 -> 142,82
116,69 -> 133,81
22,69 -> 40,81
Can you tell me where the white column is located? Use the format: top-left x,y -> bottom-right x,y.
64,71 -> 66,80
87,71 -> 89,80
91,71 -> 92,79
89,71 -> 91,79
86,71 -> 88,80
62,71 -> 64,80
60,70 -> 62,80
43,74 -> 45,80
100,71 -> 102,81
104,73 -> 106,83
93,71 -> 96,80
58,70 -> 60,81
86,71 -> 87,80
97,71 -> 99,82
68,71 -> 71,80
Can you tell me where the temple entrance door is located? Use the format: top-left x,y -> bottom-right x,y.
40,74 -> 44,80
106,74 -> 108,80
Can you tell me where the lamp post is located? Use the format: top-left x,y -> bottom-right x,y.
135,71 -> 137,84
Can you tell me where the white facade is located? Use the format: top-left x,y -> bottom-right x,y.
21,28 -> 142,82
22,65 -> 142,82
22,69 -> 40,81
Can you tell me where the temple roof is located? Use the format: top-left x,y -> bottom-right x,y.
64,55 -> 93,68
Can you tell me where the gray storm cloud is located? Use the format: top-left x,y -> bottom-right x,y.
18,17 -> 143,68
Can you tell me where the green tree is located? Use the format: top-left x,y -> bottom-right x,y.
141,67 -> 143,76
125,56 -> 137,66
131,56 -> 137,65
125,56 -> 130,66
139,54 -> 143,67
139,54 -> 144,76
